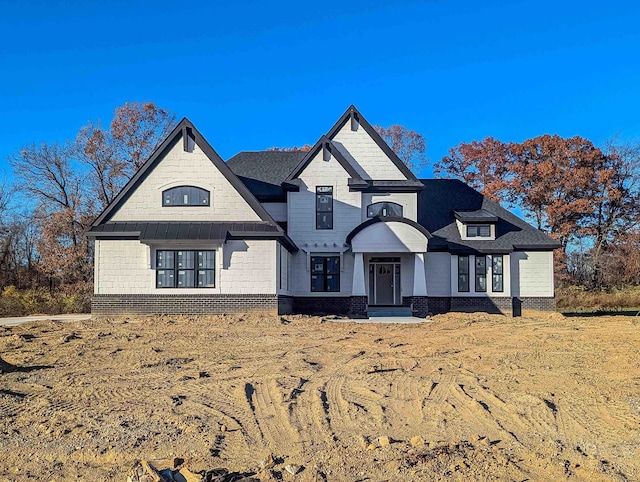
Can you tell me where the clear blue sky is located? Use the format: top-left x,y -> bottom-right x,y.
1,0 -> 639,178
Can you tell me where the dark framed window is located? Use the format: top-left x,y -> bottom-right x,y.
311,256 -> 340,292
458,255 -> 469,292
366,202 -> 403,218
475,255 -> 487,292
162,186 -> 210,206
492,255 -> 504,292
156,250 -> 215,288
316,186 -> 333,229
466,224 -> 491,237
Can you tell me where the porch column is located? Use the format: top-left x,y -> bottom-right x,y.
413,253 -> 427,296
352,252 -> 366,296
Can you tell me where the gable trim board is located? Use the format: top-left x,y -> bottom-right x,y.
89,106 -> 559,318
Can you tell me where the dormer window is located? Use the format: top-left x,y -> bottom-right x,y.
162,186 -> 210,206
367,202 -> 403,218
466,225 -> 491,237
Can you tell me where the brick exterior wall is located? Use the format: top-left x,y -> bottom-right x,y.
92,294 -> 556,317
427,297 -> 451,314
349,296 -> 368,318
450,297 -> 513,315
92,294 -> 279,316
277,295 -> 294,315
517,297 -> 556,312
292,297 -> 351,315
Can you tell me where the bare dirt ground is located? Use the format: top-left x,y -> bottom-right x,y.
1,311 -> 639,481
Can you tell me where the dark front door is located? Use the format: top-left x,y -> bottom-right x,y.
369,258 -> 401,305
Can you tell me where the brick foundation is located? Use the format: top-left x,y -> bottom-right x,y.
292,297 -> 351,315
450,297 -> 513,315
349,296 -> 368,318
92,294 -> 556,317
92,294 -> 279,316
404,296 -> 428,317
427,297 -> 451,314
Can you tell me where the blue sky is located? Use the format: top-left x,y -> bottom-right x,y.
1,0 -> 639,178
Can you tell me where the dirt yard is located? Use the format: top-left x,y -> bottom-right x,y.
1,312 -> 639,481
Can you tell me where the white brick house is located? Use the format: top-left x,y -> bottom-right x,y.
87,106 -> 560,317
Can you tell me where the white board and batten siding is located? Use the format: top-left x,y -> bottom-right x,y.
110,140 -> 261,222
510,251 -> 554,297
95,239 -> 278,295
424,252 -> 451,297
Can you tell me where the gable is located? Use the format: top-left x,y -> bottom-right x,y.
330,120 -> 406,180
328,106 -> 418,182
92,119 -> 272,225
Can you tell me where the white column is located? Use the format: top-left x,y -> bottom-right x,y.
413,252 -> 427,296
352,252 -> 366,296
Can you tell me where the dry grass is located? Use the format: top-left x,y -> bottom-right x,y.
556,285 -> 640,312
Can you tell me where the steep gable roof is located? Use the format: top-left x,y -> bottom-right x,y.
418,179 -> 561,253
326,105 -> 420,182
91,118 -> 276,226
283,135 -> 365,184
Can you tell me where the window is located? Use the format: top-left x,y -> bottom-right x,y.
475,255 -> 487,292
316,186 -> 333,229
466,224 -> 492,237
311,256 -> 340,292
366,202 -> 403,218
156,250 -> 215,288
162,186 -> 210,206
458,255 -> 469,292
492,255 -> 504,292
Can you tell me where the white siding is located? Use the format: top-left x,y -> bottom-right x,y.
511,251 -> 554,297
95,239 -> 277,294
220,240 -> 277,293
331,122 -> 406,180
95,240 -> 154,294
111,140 -> 261,222
361,192 -> 418,222
425,252 -> 451,296
288,150 -> 362,248
263,203 -> 287,222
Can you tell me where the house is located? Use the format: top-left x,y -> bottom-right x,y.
87,106 -> 560,317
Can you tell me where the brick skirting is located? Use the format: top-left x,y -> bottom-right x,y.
450,296 -> 513,314
92,294 -> 279,316
92,294 -> 556,317
292,297 -> 351,315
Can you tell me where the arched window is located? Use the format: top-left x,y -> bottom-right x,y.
162,186 -> 210,206
366,202 -> 403,218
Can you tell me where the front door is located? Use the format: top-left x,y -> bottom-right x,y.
369,258 -> 401,305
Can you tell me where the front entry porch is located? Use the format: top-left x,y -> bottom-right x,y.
347,216 -> 431,318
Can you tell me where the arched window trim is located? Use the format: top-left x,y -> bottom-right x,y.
162,185 -> 211,207
366,201 -> 403,218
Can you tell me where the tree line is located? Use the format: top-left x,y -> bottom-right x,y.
0,102 -> 174,312
0,102 -> 637,314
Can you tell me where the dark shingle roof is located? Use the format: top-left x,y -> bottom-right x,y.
226,151 -> 306,201
418,179 -> 560,253
87,221 -> 298,252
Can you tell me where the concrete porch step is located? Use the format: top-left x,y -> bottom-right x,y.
368,306 -> 413,317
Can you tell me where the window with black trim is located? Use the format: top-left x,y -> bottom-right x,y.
466,224 -> 491,237
162,186 -> 210,206
475,255 -> 487,292
311,256 -> 340,292
156,250 -> 215,288
366,202 -> 403,218
458,255 -> 469,292
492,255 -> 504,292
316,186 -> 333,229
